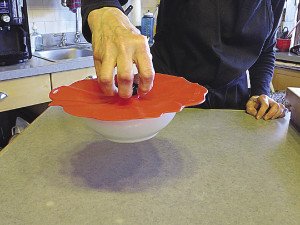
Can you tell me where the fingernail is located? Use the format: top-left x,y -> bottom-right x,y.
137,91 -> 147,98
118,90 -> 132,98
137,87 -> 149,97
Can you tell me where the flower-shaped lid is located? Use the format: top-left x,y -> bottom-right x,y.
49,73 -> 208,121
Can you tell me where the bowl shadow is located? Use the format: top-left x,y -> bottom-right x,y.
61,139 -> 188,192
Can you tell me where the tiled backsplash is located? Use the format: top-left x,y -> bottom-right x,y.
27,0 -> 81,34
27,0 -> 159,35
26,0 -> 299,36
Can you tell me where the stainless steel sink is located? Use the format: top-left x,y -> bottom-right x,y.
33,47 -> 93,61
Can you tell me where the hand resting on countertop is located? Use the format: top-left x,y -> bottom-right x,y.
246,95 -> 287,120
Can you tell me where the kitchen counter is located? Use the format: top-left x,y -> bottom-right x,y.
0,55 -> 94,82
0,51 -> 298,82
0,50 -> 299,82
275,52 -> 300,71
276,52 -> 300,64
0,107 -> 299,225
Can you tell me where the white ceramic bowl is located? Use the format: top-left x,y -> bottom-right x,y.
83,112 -> 176,143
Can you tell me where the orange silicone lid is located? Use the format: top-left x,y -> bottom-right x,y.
49,73 -> 208,121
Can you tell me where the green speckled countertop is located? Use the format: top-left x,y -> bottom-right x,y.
0,107 -> 299,225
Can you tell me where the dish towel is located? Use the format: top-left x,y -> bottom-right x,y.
67,0 -> 81,13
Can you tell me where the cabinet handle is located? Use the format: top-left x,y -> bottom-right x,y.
0,92 -> 8,101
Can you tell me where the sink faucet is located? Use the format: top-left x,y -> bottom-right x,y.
56,4 -> 85,46
54,33 -> 67,47
61,0 -> 67,7
74,8 -> 81,44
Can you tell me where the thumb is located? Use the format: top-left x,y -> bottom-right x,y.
246,96 -> 259,117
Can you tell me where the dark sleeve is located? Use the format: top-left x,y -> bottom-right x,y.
248,0 -> 285,96
81,0 -> 128,43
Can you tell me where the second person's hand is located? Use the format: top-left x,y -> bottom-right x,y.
246,95 -> 286,120
88,7 -> 155,98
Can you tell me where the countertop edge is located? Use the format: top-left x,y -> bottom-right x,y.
0,56 -> 95,82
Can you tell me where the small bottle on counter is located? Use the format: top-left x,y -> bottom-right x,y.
30,23 -> 43,53
141,10 -> 154,46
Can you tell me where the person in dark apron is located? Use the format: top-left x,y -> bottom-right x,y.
81,0 -> 287,120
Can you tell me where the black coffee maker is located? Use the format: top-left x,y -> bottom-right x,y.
0,0 -> 31,66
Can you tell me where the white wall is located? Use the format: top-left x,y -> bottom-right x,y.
283,0 -> 299,31
26,0 -> 299,36
140,0 -> 160,14
282,0 -> 300,44
27,0 -> 81,34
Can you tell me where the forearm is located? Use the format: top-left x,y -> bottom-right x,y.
81,0 -> 128,42
249,50 -> 275,96
249,0 -> 285,96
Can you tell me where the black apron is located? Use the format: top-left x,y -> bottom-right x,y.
150,0 -> 279,109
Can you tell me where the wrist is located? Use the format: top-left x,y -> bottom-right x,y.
88,7 -> 124,31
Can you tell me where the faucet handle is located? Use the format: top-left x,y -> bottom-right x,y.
74,32 -> 81,43
53,33 -> 67,47
61,0 -> 67,7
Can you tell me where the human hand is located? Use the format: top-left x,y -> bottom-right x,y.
246,95 -> 287,120
88,7 -> 155,98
